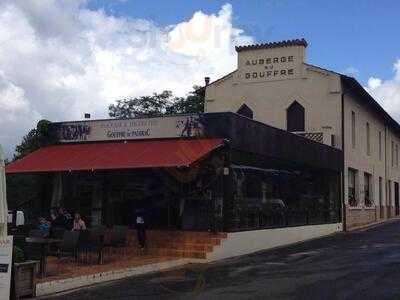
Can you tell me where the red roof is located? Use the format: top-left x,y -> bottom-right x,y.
6,138 -> 224,173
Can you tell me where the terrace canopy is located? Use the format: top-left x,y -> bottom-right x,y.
6,138 -> 224,173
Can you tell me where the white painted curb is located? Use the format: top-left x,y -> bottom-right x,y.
36,258 -> 191,297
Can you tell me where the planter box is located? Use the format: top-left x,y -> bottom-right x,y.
12,261 -> 39,300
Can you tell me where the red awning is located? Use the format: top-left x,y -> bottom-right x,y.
6,138 -> 224,173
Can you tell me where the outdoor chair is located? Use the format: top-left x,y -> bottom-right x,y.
13,235 -> 28,259
76,230 -> 92,264
111,225 -> 128,247
47,227 -> 66,253
104,225 -> 128,259
23,237 -> 42,262
50,227 -> 65,239
89,229 -> 105,264
51,231 -> 80,261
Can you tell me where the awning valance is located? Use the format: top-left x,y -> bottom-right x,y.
6,138 -> 224,174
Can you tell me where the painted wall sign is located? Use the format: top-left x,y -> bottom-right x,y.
244,55 -> 295,80
0,236 -> 12,300
52,115 -> 204,143
238,46 -> 303,83
241,54 -> 297,82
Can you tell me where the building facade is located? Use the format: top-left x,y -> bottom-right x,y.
6,113 -> 343,258
6,113 -> 342,234
202,39 -> 400,229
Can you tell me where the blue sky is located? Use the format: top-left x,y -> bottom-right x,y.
87,0 -> 400,84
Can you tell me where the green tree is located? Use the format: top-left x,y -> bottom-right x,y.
108,86 -> 204,118
8,120 -> 52,216
13,120 -> 51,160
166,86 -> 204,115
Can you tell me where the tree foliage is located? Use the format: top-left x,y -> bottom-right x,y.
13,120 -> 51,160
8,120 -> 52,213
108,86 -> 204,119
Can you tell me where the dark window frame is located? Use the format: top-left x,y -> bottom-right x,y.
348,168 -> 357,206
286,101 -> 305,132
237,103 -> 254,119
364,172 -> 373,207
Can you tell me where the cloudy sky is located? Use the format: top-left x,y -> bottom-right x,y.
0,0 -> 399,158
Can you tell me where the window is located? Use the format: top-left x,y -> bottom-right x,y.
351,111 -> 356,148
364,173 -> 373,207
231,164 -> 341,230
379,177 -> 383,217
348,168 -> 357,206
331,134 -> 335,147
392,141 -> 395,167
387,180 -> 392,208
237,103 -> 254,119
366,122 -> 370,156
287,101 -> 305,132
379,131 -> 382,161
396,144 -> 399,167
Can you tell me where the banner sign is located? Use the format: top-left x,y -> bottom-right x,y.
0,236 -> 13,300
52,115 -> 205,143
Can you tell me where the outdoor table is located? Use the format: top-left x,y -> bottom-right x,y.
25,237 -> 61,277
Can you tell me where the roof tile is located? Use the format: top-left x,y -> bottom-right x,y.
235,38 -> 308,52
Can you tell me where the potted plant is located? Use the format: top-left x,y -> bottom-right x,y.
348,195 -> 357,207
11,246 -> 39,300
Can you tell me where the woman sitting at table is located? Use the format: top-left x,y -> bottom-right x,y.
72,213 -> 86,231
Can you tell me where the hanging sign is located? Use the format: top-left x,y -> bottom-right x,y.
51,115 -> 204,143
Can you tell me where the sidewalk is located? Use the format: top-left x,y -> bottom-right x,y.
36,255 -> 190,297
38,219 -> 400,300
347,216 -> 400,232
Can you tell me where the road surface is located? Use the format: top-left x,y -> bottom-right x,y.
42,220 -> 400,300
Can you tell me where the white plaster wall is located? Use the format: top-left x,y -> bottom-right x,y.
205,48 -> 343,150
206,66 -> 342,148
207,223 -> 342,261
205,42 -> 400,227
344,92 -> 400,224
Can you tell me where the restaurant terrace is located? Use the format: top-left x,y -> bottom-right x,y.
5,112 -> 343,296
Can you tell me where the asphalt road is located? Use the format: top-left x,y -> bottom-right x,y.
42,220 -> 400,300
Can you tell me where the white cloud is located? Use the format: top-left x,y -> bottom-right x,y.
366,59 -> 400,122
168,4 -> 252,63
367,77 -> 382,89
0,1 -> 253,158
343,66 -> 359,77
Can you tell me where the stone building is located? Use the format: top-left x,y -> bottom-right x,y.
201,38 -> 400,229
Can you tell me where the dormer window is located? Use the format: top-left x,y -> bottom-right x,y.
237,104 -> 254,119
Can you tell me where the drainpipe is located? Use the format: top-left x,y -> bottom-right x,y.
341,89 -> 347,232
221,139 -> 232,232
385,125 -> 388,218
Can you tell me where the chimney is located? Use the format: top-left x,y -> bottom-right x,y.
204,77 -> 210,86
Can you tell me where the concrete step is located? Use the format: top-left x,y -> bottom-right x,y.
146,230 -> 227,238
146,248 -> 207,259
145,236 -> 222,245
123,230 -> 227,259
149,242 -> 214,252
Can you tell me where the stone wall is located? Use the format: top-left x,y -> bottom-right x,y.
346,208 -> 377,229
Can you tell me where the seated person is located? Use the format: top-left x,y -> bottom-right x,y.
72,213 -> 86,231
38,217 -> 50,233
52,207 -> 68,229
